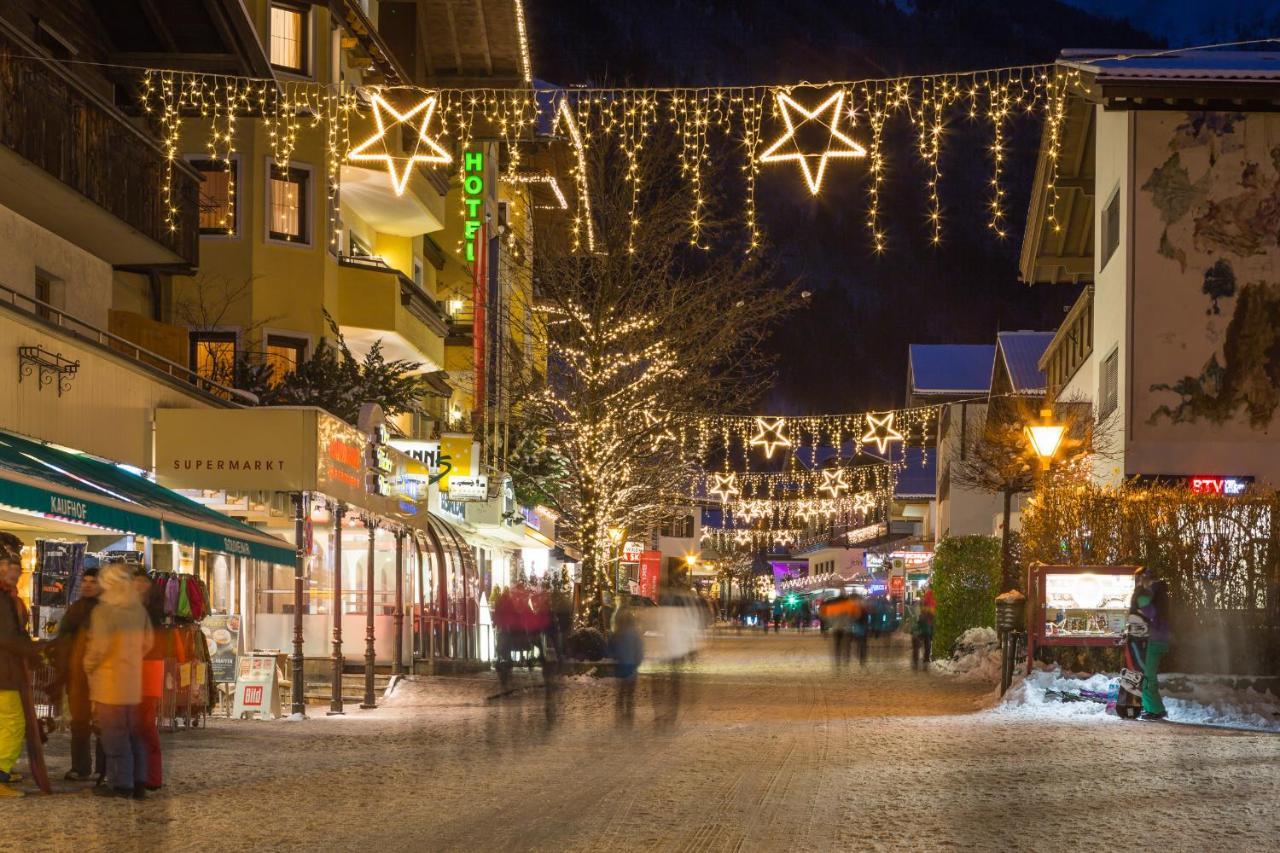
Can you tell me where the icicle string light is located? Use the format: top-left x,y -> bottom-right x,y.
131,63 -> 1084,254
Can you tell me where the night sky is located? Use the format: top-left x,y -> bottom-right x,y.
526,0 -> 1159,413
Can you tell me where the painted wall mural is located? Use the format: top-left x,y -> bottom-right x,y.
1134,111 -> 1280,432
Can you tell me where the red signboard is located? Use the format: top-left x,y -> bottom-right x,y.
889,576 -> 905,597
638,551 -> 662,602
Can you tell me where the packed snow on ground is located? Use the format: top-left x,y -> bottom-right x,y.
995,665 -> 1280,733
931,626 -> 1002,682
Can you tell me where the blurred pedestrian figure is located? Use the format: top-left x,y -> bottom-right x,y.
134,568 -> 165,790
912,587 -> 936,670
84,563 -> 153,799
1130,571 -> 1171,721
848,593 -> 869,666
799,600 -> 811,632
611,605 -> 643,725
0,532 -> 38,797
819,594 -> 853,669
53,566 -> 99,781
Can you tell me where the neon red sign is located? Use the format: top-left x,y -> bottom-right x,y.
1189,476 -> 1248,496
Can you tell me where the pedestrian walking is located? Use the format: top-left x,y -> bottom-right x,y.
912,588 -> 936,670
134,568 -> 165,790
1130,571 -> 1171,721
849,593 -> 869,666
611,605 -> 643,725
819,595 -> 853,669
52,565 -> 100,782
799,600 -> 811,632
83,563 -> 153,799
0,531 -> 39,798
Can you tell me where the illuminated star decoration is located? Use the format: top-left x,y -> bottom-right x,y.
861,412 -> 904,454
759,89 -> 867,195
733,529 -> 753,547
749,417 -> 792,459
347,93 -> 452,195
708,472 -> 741,503
818,468 -> 849,499
642,410 -> 677,452
852,492 -> 877,515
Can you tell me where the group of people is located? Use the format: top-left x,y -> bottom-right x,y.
816,587 -> 936,670
0,531 -> 165,799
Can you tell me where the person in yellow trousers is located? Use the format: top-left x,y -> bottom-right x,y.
0,531 -> 38,798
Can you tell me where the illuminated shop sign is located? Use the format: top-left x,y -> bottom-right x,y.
1189,476 -> 1250,496
1137,474 -> 1254,495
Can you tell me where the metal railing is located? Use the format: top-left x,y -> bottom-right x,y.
0,282 -> 250,404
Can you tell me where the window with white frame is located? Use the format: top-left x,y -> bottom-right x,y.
269,3 -> 307,74
268,164 -> 309,243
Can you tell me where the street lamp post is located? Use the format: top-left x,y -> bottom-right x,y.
290,492 -> 308,718
393,530 -> 405,676
361,517 -> 377,709
329,502 -> 346,716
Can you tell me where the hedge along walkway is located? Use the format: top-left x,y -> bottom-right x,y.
930,534 -> 1003,658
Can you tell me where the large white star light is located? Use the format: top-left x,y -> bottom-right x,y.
347,93 -> 452,195
759,89 -> 867,195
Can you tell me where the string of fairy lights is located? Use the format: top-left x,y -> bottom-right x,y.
648,406 -> 937,474
125,62 -> 1087,253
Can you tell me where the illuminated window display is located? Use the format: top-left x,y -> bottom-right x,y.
1043,572 -> 1135,637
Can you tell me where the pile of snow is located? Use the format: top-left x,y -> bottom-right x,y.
931,626 -> 1002,682
996,666 -> 1280,732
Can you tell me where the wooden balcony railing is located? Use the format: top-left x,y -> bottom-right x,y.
0,25 -> 199,267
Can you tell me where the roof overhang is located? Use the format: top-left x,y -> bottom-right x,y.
1021,50 -> 1280,285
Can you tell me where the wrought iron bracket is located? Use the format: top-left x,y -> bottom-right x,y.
18,345 -> 79,396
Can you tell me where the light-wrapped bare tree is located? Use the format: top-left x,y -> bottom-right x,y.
503,138 -> 792,621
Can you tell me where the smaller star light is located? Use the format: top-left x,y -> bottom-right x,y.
643,410 -> 678,452
347,93 -> 452,196
733,529 -> 753,547
853,492 -> 877,515
818,468 -> 849,499
759,89 -> 867,195
861,412 -> 904,454
749,417 -> 792,459
708,472 -> 741,503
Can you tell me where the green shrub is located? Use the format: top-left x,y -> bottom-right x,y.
931,535 -> 1002,658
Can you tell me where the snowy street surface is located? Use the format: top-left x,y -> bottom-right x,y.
9,631 -> 1280,852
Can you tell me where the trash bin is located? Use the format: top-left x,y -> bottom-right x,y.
995,589 -> 1026,634
994,590 -> 1026,695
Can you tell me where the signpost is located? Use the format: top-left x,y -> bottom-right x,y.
231,654 -> 283,720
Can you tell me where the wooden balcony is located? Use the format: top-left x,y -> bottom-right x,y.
1039,286 -> 1095,401
0,23 -> 198,268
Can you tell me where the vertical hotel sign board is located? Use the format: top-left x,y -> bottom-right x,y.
465,148 -> 487,419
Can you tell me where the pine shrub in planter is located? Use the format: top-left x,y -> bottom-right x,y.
565,627 -> 607,661
931,535 -> 1002,659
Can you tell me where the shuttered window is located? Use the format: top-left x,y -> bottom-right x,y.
1099,348 -> 1119,418
1101,186 -> 1120,271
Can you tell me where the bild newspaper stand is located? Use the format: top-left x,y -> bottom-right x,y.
1025,564 -> 1141,673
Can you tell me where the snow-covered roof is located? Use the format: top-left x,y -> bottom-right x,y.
908,344 -> 995,395
995,331 -> 1054,395
1060,49 -> 1280,82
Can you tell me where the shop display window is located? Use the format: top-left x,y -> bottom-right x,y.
1041,571 -> 1135,638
